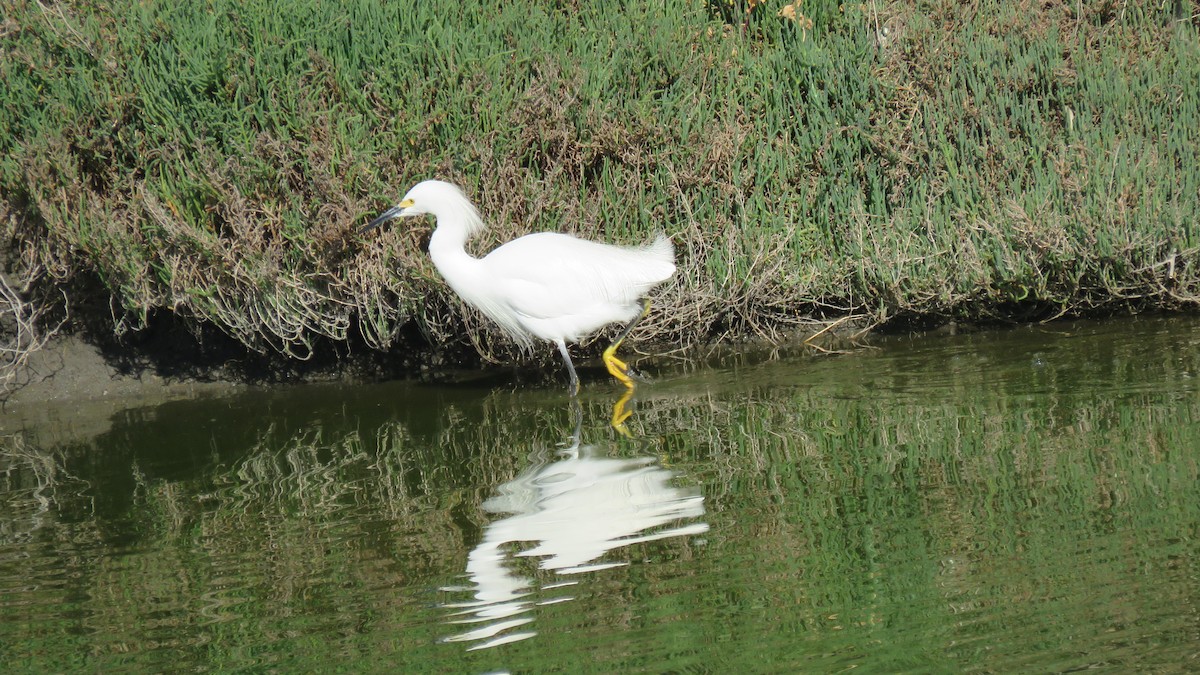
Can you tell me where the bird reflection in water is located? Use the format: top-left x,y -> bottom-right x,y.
439,398 -> 709,651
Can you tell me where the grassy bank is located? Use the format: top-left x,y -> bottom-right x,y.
2,0 -> 1198,369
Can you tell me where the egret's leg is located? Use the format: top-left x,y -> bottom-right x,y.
557,339 -> 580,396
569,396 -> 583,443
603,298 -> 651,389
610,387 -> 635,437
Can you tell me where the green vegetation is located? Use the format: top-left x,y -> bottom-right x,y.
1,0 -> 1198,365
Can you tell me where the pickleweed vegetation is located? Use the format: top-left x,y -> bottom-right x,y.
1,0 -> 1197,366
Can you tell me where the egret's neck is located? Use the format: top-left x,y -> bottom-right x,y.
422,194 -> 489,302
428,222 -> 473,258
425,195 -> 484,261
427,217 -> 484,290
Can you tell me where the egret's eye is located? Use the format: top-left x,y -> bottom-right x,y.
399,198 -> 415,208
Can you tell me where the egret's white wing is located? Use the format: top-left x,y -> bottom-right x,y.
482,233 -> 674,335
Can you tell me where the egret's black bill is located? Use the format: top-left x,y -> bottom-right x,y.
360,205 -> 403,233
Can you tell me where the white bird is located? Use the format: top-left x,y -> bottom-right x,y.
362,180 -> 675,394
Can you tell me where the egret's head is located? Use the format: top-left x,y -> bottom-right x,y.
360,180 -> 473,234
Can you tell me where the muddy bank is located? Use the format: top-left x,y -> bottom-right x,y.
0,333 -> 251,447
3,334 -> 245,407
1,302 -> 448,406
0,314 -> 572,443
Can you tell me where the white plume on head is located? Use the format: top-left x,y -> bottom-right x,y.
404,180 -> 486,238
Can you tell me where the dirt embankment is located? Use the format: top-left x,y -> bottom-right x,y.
4,334 -> 243,408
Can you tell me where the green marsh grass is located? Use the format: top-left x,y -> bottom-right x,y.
1,0 -> 1197,363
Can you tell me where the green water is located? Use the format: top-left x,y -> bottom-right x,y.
2,317 -> 1199,672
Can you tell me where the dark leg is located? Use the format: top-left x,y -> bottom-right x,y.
603,298 -> 651,389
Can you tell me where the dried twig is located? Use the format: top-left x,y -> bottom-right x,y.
0,265 -> 66,398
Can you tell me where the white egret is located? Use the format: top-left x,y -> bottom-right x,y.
362,180 -> 675,394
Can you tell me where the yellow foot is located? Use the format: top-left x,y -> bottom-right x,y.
602,345 -> 635,389
610,388 -> 635,437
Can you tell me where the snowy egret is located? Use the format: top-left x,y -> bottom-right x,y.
362,180 -> 675,394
